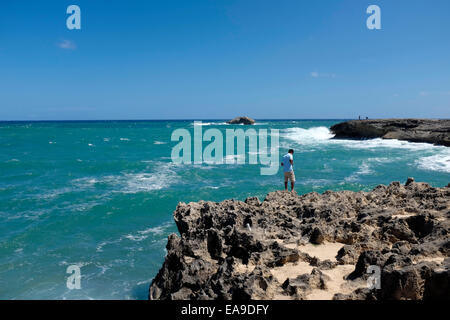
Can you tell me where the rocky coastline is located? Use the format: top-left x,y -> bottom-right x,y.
149,178 -> 450,300
330,119 -> 450,146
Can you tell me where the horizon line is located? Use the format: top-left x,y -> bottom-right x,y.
0,117 -> 448,122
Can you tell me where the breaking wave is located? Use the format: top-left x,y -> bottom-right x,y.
416,151 -> 450,173
283,127 -> 335,143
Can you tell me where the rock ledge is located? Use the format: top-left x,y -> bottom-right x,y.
149,179 -> 449,300
330,119 -> 450,146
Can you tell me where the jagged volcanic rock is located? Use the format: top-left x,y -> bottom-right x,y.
149,179 -> 450,300
226,117 -> 256,125
330,119 -> 450,146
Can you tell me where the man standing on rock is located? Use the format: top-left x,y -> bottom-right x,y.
281,149 -> 295,192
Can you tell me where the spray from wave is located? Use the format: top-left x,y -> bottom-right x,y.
284,127 -> 445,152
283,127 -> 335,143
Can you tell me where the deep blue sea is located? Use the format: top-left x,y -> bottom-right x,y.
0,120 -> 449,299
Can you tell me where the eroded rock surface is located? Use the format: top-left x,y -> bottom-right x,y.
331,119 -> 450,146
226,117 -> 255,125
149,179 -> 450,300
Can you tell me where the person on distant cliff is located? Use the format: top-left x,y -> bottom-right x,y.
281,149 -> 295,192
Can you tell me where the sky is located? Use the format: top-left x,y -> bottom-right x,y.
0,0 -> 449,120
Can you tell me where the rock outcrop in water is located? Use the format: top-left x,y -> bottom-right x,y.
227,117 -> 255,125
149,179 -> 450,300
330,119 -> 450,147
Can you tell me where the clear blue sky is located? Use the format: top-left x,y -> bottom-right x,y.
0,0 -> 449,120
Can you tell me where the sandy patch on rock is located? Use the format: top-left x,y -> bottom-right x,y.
271,261 -> 313,283
282,241 -> 345,261
234,262 -> 256,274
271,241 -> 367,300
392,213 -> 416,219
412,256 -> 445,265
306,265 -> 365,300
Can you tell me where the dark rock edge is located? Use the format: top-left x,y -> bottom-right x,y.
330,119 -> 450,147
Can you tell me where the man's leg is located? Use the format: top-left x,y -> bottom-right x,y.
290,171 -> 295,192
284,181 -> 288,191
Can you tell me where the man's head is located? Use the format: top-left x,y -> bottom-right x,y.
288,149 -> 294,154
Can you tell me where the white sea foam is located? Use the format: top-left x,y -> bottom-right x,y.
345,162 -> 374,182
114,162 -> 178,193
416,151 -> 450,173
153,141 -> 167,145
71,162 -> 178,194
122,169 -> 176,193
96,240 -> 118,252
357,162 -> 373,175
284,126 -> 445,152
125,225 -> 168,242
39,187 -> 73,200
335,138 -> 437,151
283,127 -> 335,143
120,138 -> 130,141
299,178 -> 333,186
72,177 -> 99,188
137,279 -> 152,286
97,222 -> 172,251
124,234 -> 148,242
137,224 -> 170,236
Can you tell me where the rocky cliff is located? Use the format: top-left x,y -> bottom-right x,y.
330,119 -> 450,146
149,179 -> 450,300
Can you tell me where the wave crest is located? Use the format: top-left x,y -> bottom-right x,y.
416,151 -> 450,173
284,127 -> 335,143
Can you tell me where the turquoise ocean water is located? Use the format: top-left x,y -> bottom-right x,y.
0,120 -> 449,299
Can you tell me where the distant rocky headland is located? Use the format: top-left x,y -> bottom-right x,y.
149,179 -> 449,300
331,119 -> 450,146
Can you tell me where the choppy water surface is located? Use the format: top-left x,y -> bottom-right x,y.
0,120 -> 448,299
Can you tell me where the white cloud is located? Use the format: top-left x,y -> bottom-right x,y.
310,71 -> 319,78
57,39 -> 76,50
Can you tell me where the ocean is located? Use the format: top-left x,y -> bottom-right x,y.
0,120 -> 449,299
